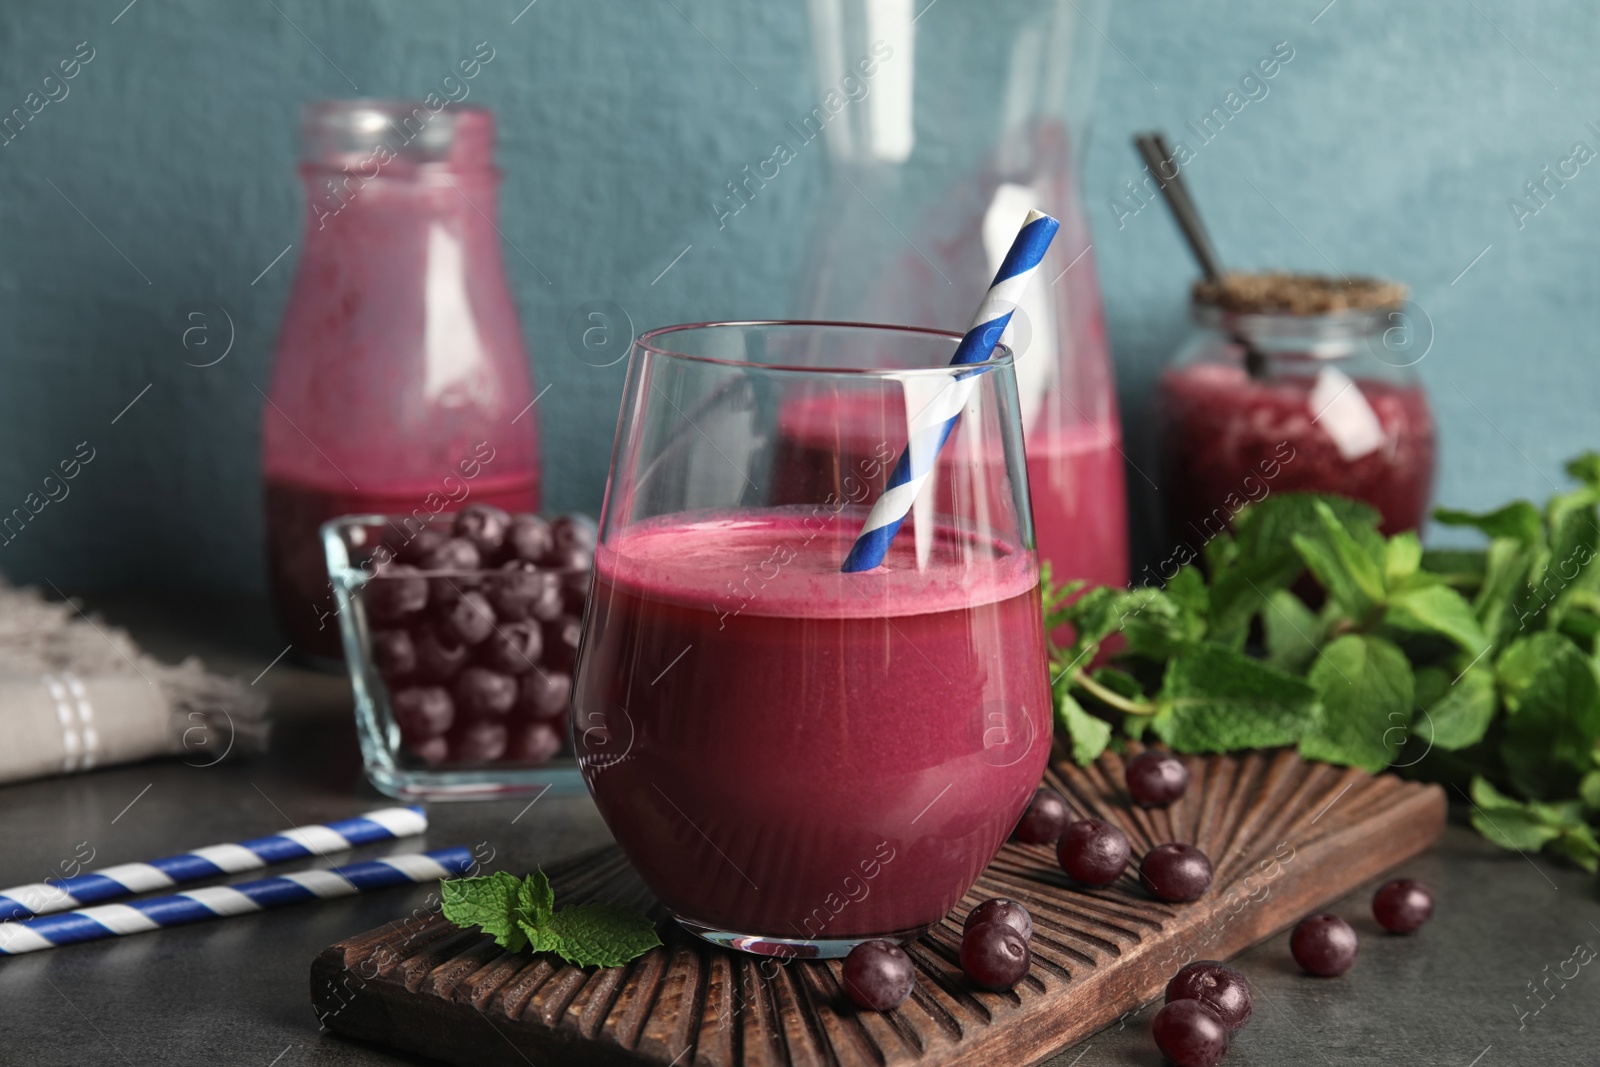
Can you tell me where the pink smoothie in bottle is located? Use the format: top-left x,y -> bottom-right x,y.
263,102 -> 539,659
1025,423 -> 1130,590
574,509 -> 1050,947
772,394 -> 1127,591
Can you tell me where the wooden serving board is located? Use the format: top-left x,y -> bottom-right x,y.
311,746 -> 1445,1066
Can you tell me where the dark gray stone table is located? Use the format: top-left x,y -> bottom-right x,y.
0,595 -> 1594,1066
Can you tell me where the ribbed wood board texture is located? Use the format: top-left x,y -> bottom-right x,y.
311,746 -> 1446,1066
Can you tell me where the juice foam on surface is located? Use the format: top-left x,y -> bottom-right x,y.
596,507 -> 1038,619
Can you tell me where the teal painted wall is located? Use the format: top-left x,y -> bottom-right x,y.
1,1 -> 1596,592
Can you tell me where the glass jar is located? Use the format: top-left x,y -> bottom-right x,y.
324,513 -> 591,800
264,101 -> 540,661
1157,296 -> 1436,547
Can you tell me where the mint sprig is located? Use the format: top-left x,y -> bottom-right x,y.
440,868 -> 661,967
1046,452 -> 1600,870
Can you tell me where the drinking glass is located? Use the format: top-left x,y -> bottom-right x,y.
572,321 -> 1051,958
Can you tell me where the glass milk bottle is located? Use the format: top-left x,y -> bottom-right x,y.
263,101 -> 540,659
789,0 -> 1127,592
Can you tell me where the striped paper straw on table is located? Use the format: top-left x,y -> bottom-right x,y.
0,848 -> 471,955
840,208 -> 1061,572
0,806 -> 427,922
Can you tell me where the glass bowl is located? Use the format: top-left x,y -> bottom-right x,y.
322,513 -> 591,800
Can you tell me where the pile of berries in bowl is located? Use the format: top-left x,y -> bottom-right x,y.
322,505 -> 594,799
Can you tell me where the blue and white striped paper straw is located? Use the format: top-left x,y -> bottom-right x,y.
0,806 -> 427,922
0,848 -> 470,955
841,209 -> 1060,572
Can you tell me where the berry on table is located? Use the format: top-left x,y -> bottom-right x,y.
1291,913 -> 1359,976
960,920 -> 1031,990
964,898 -> 1033,942
1013,788 -> 1071,844
1372,879 -> 1433,934
1140,843 -> 1213,903
1151,999 -> 1228,1067
1126,750 -> 1189,807
1057,818 -> 1129,887
842,940 -> 914,1011
1166,960 -> 1252,1031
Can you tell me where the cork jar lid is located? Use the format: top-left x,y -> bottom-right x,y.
1192,272 -> 1407,316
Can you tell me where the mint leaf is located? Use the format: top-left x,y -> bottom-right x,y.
1260,588 -> 1321,675
1546,809 -> 1600,873
443,869 -> 659,967
1166,564 -> 1209,619
1557,592 -> 1600,647
1415,665 -> 1496,751
1121,589 -> 1205,659
1469,777 -> 1562,851
1300,635 -> 1414,773
1207,494 -> 1380,643
1090,666 -> 1144,699
1476,537 -> 1535,646
516,919 -> 566,956
1543,486 -> 1600,564
1581,769 -> 1600,812
1436,501 -> 1543,544
1540,487 -> 1600,628
1497,632 -> 1600,797
1468,778 -> 1600,871
1567,452 -> 1600,488
1152,644 -> 1317,751
519,867 -> 554,930
1056,586 -> 1133,648
1385,532 -> 1423,586
543,904 -> 663,968
1057,690 -> 1112,766
1384,584 -> 1489,655
1040,563 -> 1086,635
1204,529 -> 1238,577
441,870 -> 530,952
1420,548 -> 1486,587
1291,500 -> 1387,618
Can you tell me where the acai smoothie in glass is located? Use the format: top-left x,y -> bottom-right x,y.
572,321 -> 1052,957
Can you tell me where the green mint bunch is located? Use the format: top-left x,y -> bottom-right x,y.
1047,453 -> 1600,871
440,869 -> 661,967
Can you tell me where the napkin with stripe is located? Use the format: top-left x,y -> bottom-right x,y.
0,578 -> 267,785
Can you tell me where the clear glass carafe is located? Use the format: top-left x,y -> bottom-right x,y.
791,0 -> 1126,592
